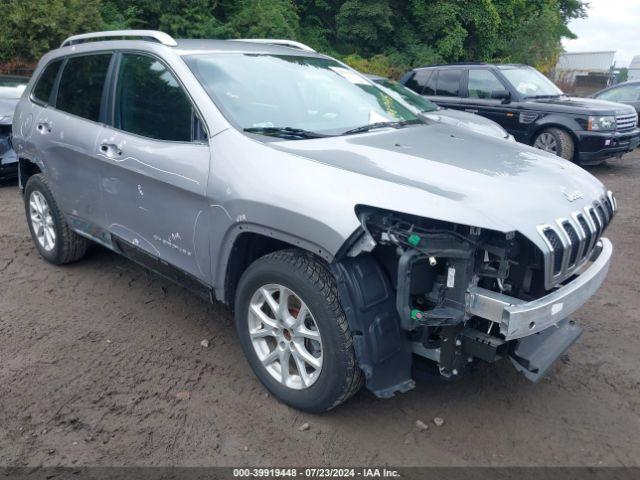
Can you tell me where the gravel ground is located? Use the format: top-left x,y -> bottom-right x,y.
1,152 -> 639,468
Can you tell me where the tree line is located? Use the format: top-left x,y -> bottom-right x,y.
0,0 -> 586,78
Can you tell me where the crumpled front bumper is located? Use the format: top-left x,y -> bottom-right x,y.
467,238 -> 612,340
465,238 -> 612,381
0,126 -> 18,181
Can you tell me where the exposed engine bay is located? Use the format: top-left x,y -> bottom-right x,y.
332,206 -> 601,397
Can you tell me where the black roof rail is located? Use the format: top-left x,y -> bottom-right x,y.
415,62 -> 488,70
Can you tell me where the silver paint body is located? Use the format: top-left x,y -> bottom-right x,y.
12,39 -> 611,303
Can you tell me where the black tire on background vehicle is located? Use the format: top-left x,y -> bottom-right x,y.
24,174 -> 88,265
532,127 -> 575,161
234,249 -> 364,412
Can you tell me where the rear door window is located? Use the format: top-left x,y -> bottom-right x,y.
404,70 -> 432,94
114,53 -> 193,142
423,70 -> 438,95
32,59 -> 63,104
436,69 -> 463,97
56,54 -> 112,122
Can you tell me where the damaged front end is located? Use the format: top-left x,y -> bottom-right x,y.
332,206 -> 612,398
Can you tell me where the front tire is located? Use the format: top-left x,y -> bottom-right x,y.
24,174 -> 88,265
533,127 -> 575,160
234,249 -> 363,412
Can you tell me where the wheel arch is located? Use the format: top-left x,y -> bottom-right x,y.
18,157 -> 44,193
217,225 -> 335,310
529,122 -> 579,161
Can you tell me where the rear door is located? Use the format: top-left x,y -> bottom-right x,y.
423,68 -> 465,109
13,58 -> 63,186
33,53 -> 113,231
100,52 -> 211,283
403,69 -> 432,95
462,68 -> 522,136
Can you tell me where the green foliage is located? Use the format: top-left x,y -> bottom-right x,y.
0,0 -> 103,63
335,0 -> 393,55
618,68 -> 628,83
229,0 -> 300,39
0,0 -> 587,78
343,53 -> 403,79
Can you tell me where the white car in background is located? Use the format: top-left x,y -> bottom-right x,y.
366,74 -> 515,141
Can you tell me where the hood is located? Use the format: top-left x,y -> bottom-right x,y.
0,98 -> 18,123
524,95 -> 636,116
424,108 -> 508,139
268,122 -> 607,243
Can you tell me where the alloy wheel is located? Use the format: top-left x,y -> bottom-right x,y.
534,132 -> 558,153
247,284 -> 323,389
29,191 -> 56,252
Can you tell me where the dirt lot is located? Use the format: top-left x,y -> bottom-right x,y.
1,152 -> 640,468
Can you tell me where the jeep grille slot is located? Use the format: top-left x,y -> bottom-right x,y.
543,228 -> 563,274
576,214 -> 592,260
602,197 -> 613,220
596,203 -> 607,224
589,208 -> 602,235
562,221 -> 579,266
538,197 -> 614,289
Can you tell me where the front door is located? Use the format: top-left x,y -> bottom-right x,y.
461,68 -> 522,136
100,52 -> 211,283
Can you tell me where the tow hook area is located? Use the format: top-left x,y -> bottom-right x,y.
508,318 -> 582,382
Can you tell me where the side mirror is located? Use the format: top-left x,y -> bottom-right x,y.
491,90 -> 511,103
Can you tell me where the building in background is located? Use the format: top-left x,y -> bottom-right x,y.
628,56 -> 640,81
552,51 -> 616,95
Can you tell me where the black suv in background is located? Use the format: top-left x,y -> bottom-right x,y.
400,63 -> 640,165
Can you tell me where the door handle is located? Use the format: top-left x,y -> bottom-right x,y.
465,109 -> 479,114
36,121 -> 52,134
99,143 -> 122,158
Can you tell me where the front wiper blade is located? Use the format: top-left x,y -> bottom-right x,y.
342,119 -> 422,135
243,126 -> 329,139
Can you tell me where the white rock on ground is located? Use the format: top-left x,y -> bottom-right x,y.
415,420 -> 429,431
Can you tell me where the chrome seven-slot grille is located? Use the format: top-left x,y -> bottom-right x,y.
538,192 -> 616,288
616,113 -> 638,133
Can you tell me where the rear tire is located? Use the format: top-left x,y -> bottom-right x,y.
24,174 -> 88,265
234,249 -> 363,412
533,128 -> 575,160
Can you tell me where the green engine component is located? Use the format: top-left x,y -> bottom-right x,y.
407,233 -> 421,246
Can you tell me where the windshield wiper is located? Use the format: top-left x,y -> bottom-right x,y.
243,126 -> 329,139
341,119 -> 422,136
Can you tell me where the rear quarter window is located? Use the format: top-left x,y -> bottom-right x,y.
32,59 -> 63,104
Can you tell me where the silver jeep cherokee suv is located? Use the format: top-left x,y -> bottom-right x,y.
12,31 -> 615,412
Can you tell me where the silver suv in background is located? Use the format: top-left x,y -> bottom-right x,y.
12,31 -> 615,412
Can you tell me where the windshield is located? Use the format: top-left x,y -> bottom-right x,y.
185,54 -> 419,136
0,76 -> 28,99
374,78 -> 438,113
499,67 -> 563,98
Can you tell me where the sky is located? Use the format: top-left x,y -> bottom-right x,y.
562,0 -> 640,68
